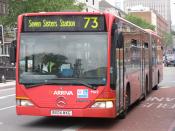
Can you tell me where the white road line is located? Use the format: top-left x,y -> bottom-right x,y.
0,94 -> 15,99
168,120 -> 175,131
0,105 -> 16,111
0,88 -> 15,92
62,125 -> 82,131
0,84 -> 16,88
160,86 -> 172,89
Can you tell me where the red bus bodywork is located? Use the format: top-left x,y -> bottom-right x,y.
16,12 -> 163,118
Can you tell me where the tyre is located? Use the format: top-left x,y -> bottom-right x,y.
119,87 -> 130,119
153,72 -> 160,90
142,77 -> 148,100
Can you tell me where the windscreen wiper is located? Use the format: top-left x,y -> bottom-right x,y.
48,78 -> 97,90
23,82 -> 59,88
22,79 -> 97,90
73,79 -> 97,90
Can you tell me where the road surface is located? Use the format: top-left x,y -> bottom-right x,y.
0,67 -> 175,131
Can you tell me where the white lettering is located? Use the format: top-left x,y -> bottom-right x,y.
156,103 -> 168,109
165,97 -> 175,102
171,104 -> 175,109
142,103 -> 155,108
53,91 -> 73,96
90,90 -> 99,94
147,97 -> 164,102
146,97 -> 175,102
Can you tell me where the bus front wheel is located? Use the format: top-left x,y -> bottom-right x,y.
119,86 -> 130,119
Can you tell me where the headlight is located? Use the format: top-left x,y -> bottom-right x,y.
16,99 -> 34,106
106,101 -> 113,108
91,101 -> 113,108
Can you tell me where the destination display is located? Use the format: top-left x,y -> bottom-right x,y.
23,15 -> 106,32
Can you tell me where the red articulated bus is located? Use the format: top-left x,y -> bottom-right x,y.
16,12 -> 163,118
145,29 -> 163,91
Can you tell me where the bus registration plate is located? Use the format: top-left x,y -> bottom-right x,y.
51,110 -> 72,116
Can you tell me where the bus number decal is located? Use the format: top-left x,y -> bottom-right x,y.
84,17 -> 98,29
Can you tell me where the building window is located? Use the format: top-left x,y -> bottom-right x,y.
0,3 -> 2,14
2,3 -> 6,14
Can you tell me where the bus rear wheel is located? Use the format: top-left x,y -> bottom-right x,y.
142,76 -> 148,100
153,72 -> 160,90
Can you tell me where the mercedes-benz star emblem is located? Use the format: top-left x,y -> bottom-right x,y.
56,96 -> 67,107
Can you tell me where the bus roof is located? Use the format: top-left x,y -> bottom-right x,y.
144,29 -> 161,38
19,11 -> 153,35
20,11 -> 104,17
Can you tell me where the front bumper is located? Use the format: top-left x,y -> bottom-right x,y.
16,106 -> 117,118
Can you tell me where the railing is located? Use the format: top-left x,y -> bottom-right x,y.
0,54 -> 16,82
0,66 -> 16,82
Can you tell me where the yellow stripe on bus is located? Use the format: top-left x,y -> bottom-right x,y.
95,98 -> 115,101
16,96 -> 29,100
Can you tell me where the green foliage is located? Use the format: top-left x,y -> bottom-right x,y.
125,14 -> 155,30
0,0 -> 84,28
162,32 -> 173,50
172,30 -> 175,35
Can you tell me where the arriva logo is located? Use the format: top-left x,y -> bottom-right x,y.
53,91 -> 73,96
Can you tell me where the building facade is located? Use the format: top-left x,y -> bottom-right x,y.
76,0 -> 126,17
130,10 -> 169,37
0,0 -> 8,54
115,0 -> 124,10
0,0 -> 7,16
123,0 -> 171,32
76,0 -> 99,12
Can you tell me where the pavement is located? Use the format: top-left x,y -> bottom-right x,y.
0,80 -> 16,89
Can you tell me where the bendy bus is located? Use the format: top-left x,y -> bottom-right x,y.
14,12 -> 163,118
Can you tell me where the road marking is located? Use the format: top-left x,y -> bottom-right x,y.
0,105 -> 15,111
0,88 -> 15,92
62,125 -> 82,131
168,120 -> 175,131
0,84 -> 15,89
0,122 -> 3,125
160,86 -> 173,89
0,94 -> 15,99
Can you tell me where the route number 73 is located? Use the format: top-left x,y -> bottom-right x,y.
84,17 -> 98,29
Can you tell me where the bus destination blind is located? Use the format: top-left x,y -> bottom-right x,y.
23,15 -> 106,32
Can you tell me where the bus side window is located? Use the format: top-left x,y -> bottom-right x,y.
130,39 -> 138,70
144,42 -> 148,48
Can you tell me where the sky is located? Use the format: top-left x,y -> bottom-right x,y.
108,0 -> 116,5
107,0 -> 175,25
171,0 -> 175,25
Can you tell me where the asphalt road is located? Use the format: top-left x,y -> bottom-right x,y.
0,66 -> 175,131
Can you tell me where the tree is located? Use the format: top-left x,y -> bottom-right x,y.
0,0 -> 84,28
172,30 -> 175,35
125,14 -> 155,31
162,32 -> 173,53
